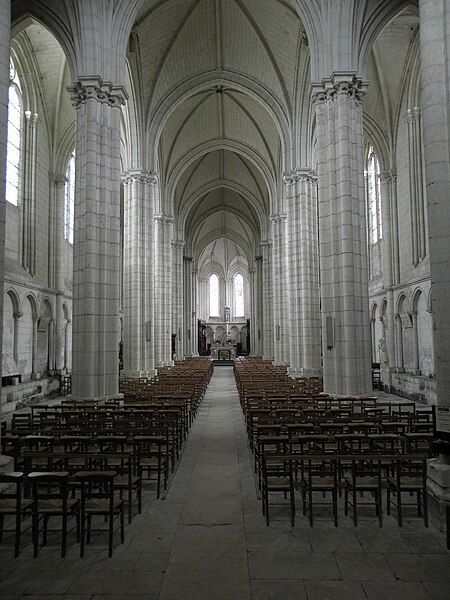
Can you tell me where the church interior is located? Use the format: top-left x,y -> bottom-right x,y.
1,0 -> 450,598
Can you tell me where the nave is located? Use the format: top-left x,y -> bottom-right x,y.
1,366 -> 450,600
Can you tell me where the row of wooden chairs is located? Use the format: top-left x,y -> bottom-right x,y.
261,452 -> 429,529
0,469 -> 125,558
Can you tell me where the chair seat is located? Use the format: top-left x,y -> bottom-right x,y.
36,498 -> 79,512
388,475 -> 423,488
114,475 -> 140,487
0,498 -> 33,511
308,476 -> 336,489
267,476 -> 291,490
345,475 -> 380,488
84,498 -> 124,513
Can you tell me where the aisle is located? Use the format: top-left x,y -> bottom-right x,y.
159,365 -> 255,599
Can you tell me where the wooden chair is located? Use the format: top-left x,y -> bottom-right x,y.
344,457 -> 383,527
301,457 -> 339,527
76,470 -> 125,557
28,471 -> 79,558
386,456 -> 428,527
133,433 -> 169,498
0,472 -> 33,557
261,454 -> 295,526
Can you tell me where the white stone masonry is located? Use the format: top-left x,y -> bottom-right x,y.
270,213 -> 289,365
313,73 -> 372,396
122,170 -> 157,377
284,169 -> 321,377
154,214 -> 174,367
171,239 -> 186,361
69,78 -> 125,400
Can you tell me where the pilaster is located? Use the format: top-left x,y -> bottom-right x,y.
183,256 -> 193,357
269,214 -> 289,365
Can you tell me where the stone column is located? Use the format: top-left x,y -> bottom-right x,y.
191,270 -> 199,356
312,73 -> 372,396
0,0 -> 10,468
121,170 -> 157,377
68,78 -> 126,400
270,214 -> 289,365
48,318 -> 55,374
248,267 -> 257,355
52,175 -> 68,374
407,107 -> 427,266
154,214 -> 174,368
31,316 -> 39,379
420,0 -> 450,512
379,171 -> 398,386
419,0 -> 450,407
411,312 -> 420,374
183,256 -> 193,357
13,312 -> 22,365
254,255 -> 263,356
261,240 -> 273,360
394,313 -> 404,372
171,240 -> 185,361
284,169 -> 321,377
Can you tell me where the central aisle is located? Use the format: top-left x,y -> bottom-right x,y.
159,365 -> 255,599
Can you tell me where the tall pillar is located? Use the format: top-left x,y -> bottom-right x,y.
379,171 -> 398,386
121,170 -> 156,377
171,240 -> 185,361
0,0 -> 11,468
419,0 -> 450,407
69,78 -> 125,400
249,267 -> 257,355
52,175 -> 68,374
313,73 -> 372,396
191,270 -> 199,356
419,0 -> 450,509
261,240 -> 273,360
254,255 -> 263,356
270,214 -> 289,365
394,313 -> 404,372
183,256 -> 193,357
31,316 -> 39,379
284,169 -> 322,377
154,214 -> 174,367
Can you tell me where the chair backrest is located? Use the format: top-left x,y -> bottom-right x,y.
76,470 -> 117,510
28,471 -> 70,506
0,472 -> 24,509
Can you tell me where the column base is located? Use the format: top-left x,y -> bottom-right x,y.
68,393 -> 124,403
31,372 -> 40,380
120,370 -> 155,379
288,366 -> 323,378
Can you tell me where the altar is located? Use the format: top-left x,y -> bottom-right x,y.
211,345 -> 236,360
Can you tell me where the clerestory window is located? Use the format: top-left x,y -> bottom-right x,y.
6,60 -> 22,206
234,273 -> 244,318
209,273 -> 219,317
367,147 -> 382,244
64,151 -> 75,244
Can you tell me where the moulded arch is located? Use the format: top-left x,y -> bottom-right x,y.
167,140 -> 276,205
5,288 -> 21,316
25,293 -> 39,319
11,5 -> 77,82
147,71 -> 292,170
411,287 -> 424,314
370,302 -> 379,321
41,297 -> 54,320
397,293 -> 409,314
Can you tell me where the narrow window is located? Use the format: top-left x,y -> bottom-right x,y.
209,274 -> 219,317
367,147 -> 382,244
64,151 -> 75,244
6,61 -> 22,206
234,273 -> 244,317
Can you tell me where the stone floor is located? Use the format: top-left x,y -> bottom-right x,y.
1,366 -> 450,599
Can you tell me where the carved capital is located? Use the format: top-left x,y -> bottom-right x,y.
68,78 -> 128,109
312,72 -> 368,104
255,255 -> 263,262
260,239 -> 273,248
269,213 -> 287,225
121,170 -> 158,186
171,240 -> 186,249
282,168 -> 317,186
154,214 -> 174,225
13,312 -> 23,320
183,256 -> 193,262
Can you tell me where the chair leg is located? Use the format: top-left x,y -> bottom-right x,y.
352,489 -> 358,527
423,488 -> 429,527
108,513 -> 114,557
120,509 -> 125,544
80,513 -> 85,558
61,512 -> 68,558
14,512 -> 21,558
397,490 -> 403,527
32,512 -> 39,558
0,514 -> 4,543
378,490 -> 383,527
290,488 -> 295,527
